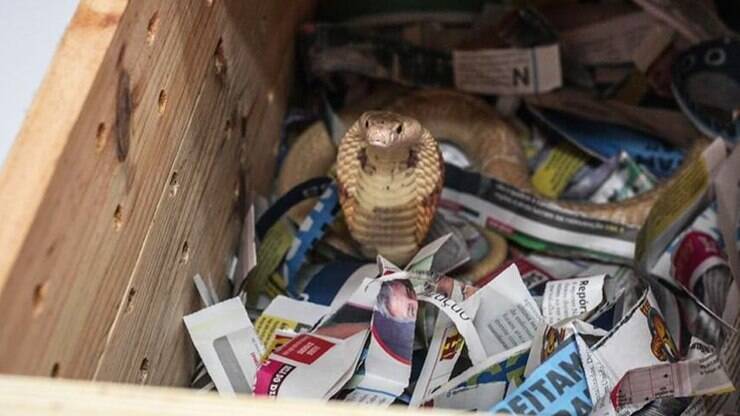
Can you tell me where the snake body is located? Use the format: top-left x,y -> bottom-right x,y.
336,111 -> 444,265
277,89 -> 705,263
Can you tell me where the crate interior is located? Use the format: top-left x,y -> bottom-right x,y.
2,3 -> 738,415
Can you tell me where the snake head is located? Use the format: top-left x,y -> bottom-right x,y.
360,111 -> 423,148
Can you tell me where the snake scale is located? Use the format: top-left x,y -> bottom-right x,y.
278,89 -> 706,266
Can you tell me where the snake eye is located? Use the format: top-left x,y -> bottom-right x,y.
365,120 -> 369,128
396,125 -> 403,134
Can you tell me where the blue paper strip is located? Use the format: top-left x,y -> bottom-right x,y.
282,183 -> 341,294
491,338 -> 592,415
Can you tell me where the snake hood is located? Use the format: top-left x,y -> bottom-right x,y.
336,111 -> 444,266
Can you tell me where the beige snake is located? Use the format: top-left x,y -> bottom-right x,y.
277,89 -> 706,265
336,111 -> 444,265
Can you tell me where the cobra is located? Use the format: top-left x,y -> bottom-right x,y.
277,89 -> 706,264
336,111 -> 444,265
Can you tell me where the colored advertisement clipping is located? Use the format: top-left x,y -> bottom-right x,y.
345,279 -> 418,406
491,338 -> 592,415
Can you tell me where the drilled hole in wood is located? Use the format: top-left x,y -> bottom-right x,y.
240,116 -> 247,138
157,89 -> 167,114
146,12 -> 160,45
138,358 -> 150,384
169,171 -> 179,197
224,119 -> 233,141
95,122 -> 107,152
180,241 -> 190,264
50,363 -> 60,378
32,281 -> 48,317
214,39 -> 227,76
125,287 -> 136,314
113,205 -> 123,231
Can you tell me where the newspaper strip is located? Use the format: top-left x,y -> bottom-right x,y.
471,264 -> 544,356
576,334 -> 624,416
302,262 -> 369,306
491,338 -> 592,414
527,105 -> 683,178
542,275 -> 606,326
698,307 -> 740,414
713,144 -> 740,289
559,12 -> 657,65
303,23 -> 561,96
593,291 -> 679,379
254,330 -> 368,399
245,220 -> 294,306
635,139 -> 728,274
512,257 -> 557,293
256,275 -> 382,398
433,381 -> 507,411
525,89 -> 697,148
649,203 -> 724,281
525,324 -> 572,380
425,216 -> 471,274
282,183 -> 340,294
409,313 -> 464,406
527,322 -> 608,379
254,177 -> 332,239
417,290 -> 486,363
184,297 -> 265,396
590,153 -> 656,204
671,231 -> 729,296
406,234 -> 452,273
410,320 -> 465,406
428,342 -> 531,411
325,264 -> 379,316
562,155 -> 619,201
452,44 -> 562,95
234,205 -> 257,296
611,347 -> 734,409
411,264 -> 540,405
254,296 -> 329,357
410,279 -> 486,406
193,274 -> 218,308
442,163 -> 638,261
692,145 -> 740,415
580,290 -> 681,414
344,279 -> 418,406
531,142 -> 589,199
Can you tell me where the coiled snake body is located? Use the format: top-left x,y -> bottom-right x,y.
278,89 -> 705,265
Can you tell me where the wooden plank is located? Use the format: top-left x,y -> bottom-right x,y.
0,375 -> 457,415
0,0 -> 252,379
93,0 -> 314,385
0,0 -> 127,294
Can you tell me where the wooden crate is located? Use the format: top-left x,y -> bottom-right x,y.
0,0 -> 439,413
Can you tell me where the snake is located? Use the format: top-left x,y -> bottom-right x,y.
277,89 -> 707,266
336,111 -> 444,265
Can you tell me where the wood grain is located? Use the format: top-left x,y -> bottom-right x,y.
0,375 -> 457,415
0,0 -> 313,384
0,0 -> 126,296
93,0 -> 313,385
